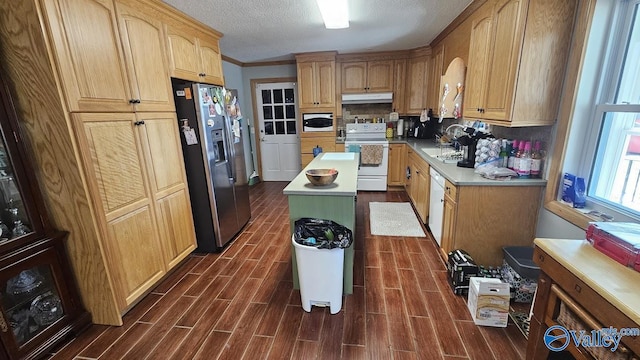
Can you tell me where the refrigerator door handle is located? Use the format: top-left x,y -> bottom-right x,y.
223,115 -> 236,182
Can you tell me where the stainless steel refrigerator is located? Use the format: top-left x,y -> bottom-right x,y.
172,79 -> 251,252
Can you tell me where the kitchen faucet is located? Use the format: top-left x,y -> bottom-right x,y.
444,123 -> 466,134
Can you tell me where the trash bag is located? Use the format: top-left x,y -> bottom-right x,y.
294,218 -> 353,249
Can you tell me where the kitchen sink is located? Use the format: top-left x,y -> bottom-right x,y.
420,147 -> 463,164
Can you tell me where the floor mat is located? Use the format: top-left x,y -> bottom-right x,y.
369,202 -> 426,237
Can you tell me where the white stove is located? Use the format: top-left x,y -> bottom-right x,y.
344,123 -> 389,191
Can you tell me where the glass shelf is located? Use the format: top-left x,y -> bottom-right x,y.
0,138 -> 32,243
1,266 -> 65,346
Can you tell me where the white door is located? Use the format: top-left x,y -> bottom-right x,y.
256,82 -> 301,181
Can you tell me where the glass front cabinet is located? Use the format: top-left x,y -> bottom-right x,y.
0,75 -> 90,359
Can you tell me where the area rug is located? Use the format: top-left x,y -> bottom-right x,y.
369,202 -> 426,237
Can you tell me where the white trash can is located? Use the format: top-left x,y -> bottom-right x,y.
292,234 -> 344,314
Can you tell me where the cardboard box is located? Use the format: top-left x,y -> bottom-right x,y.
447,249 -> 478,295
467,277 -> 510,327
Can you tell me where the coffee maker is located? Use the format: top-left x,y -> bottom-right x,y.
456,127 -> 490,168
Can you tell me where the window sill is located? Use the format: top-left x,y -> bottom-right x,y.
545,200 -> 593,230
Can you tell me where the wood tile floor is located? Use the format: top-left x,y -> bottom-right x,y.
50,182 -> 528,360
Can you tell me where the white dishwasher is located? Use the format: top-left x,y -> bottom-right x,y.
428,168 -> 445,246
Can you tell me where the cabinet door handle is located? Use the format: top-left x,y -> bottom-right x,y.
129,99 -> 136,104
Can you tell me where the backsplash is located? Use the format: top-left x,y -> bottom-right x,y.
340,103 -> 393,124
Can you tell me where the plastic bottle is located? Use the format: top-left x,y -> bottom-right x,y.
530,141 -> 543,178
517,141 -> 532,178
499,139 -> 509,167
508,139 -> 519,170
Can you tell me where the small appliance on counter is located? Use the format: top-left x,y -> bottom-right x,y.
406,113 -> 436,139
456,127 -> 491,168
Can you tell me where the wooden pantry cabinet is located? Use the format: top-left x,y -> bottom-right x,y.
0,0 -> 207,325
42,0 -> 175,113
463,0 -> 578,126
340,60 -> 394,93
165,21 -> 224,86
439,180 -> 543,266
73,112 -> 195,309
296,52 -> 337,110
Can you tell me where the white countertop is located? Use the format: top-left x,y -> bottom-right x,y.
403,138 -> 548,187
283,152 -> 359,196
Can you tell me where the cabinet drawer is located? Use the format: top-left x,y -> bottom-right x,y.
549,285 -> 638,359
301,137 -> 337,153
444,180 -> 457,199
301,153 -> 315,168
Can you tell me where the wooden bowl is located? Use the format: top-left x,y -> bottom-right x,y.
305,168 -> 338,186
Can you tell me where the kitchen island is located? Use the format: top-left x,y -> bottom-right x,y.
283,152 -> 359,294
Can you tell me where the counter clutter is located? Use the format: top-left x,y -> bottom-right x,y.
398,138 -> 548,187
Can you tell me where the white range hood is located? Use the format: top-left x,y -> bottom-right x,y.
341,92 -> 393,104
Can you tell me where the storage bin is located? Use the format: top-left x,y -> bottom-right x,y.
502,246 -> 540,279
292,235 -> 344,314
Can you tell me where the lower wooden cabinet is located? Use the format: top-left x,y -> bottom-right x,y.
406,149 -> 429,223
73,112 -> 196,316
387,143 -> 406,186
300,137 -> 337,168
438,181 -> 542,266
441,180 -> 457,259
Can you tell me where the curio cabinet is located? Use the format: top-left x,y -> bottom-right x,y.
0,74 -> 90,359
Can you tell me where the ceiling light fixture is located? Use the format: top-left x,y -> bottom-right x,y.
316,0 -> 349,29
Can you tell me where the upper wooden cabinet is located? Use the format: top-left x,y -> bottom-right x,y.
405,48 -> 431,115
42,0 -> 131,112
463,0 -> 578,126
392,59 -> 407,114
165,23 -> 224,85
341,60 -> 394,93
115,0 -> 175,112
42,0 -> 174,112
296,52 -> 336,110
429,43 -> 445,117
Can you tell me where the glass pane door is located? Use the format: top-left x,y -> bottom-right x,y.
0,136 -> 32,243
1,265 -> 64,347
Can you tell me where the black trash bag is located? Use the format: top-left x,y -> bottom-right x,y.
294,218 -> 353,249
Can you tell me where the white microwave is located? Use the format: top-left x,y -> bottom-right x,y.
302,113 -> 333,132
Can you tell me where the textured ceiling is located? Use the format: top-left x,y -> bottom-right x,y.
161,0 -> 473,63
